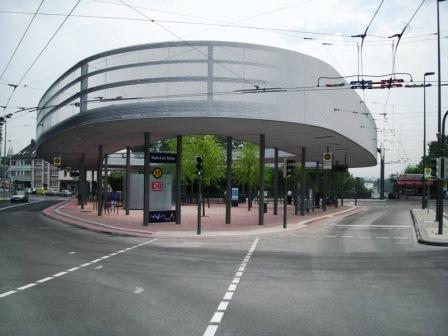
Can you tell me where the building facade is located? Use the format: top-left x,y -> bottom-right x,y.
10,140 -> 61,190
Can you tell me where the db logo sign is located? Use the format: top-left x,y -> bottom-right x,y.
151,181 -> 163,191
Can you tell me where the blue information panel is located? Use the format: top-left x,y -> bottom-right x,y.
149,210 -> 176,223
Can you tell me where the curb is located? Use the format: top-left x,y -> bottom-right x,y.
410,209 -> 448,247
42,200 -> 363,239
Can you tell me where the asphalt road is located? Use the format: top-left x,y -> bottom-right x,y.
0,199 -> 447,335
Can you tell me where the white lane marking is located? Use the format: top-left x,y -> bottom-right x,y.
0,239 -> 158,300
109,253 -> 118,256
95,265 -> 103,270
67,267 -> 79,272
202,237 -> 259,336
0,290 -> 16,298
376,237 -> 391,239
36,277 -> 53,283
203,325 -> 218,336
393,237 -> 407,239
339,235 -> 354,238
324,235 -> 337,238
210,312 -> 224,323
17,283 -> 37,290
217,301 -> 229,311
134,287 -> 144,294
91,259 -> 101,263
223,292 -> 233,300
68,251 -> 76,255
100,256 -> 109,260
0,200 -> 46,211
228,284 -> 237,291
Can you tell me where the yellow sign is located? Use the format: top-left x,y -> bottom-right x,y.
323,153 -> 332,161
424,167 -> 432,178
65,166 -> 71,173
152,167 -> 163,179
53,156 -> 61,166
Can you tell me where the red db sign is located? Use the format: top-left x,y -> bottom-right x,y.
151,181 -> 163,191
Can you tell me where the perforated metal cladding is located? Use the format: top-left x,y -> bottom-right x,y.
36,41 -> 377,165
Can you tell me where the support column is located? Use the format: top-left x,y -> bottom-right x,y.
323,146 -> 329,211
125,146 -> 130,215
316,161 -> 320,209
97,145 -> 103,216
80,153 -> 85,210
300,147 -> 306,216
259,134 -> 265,225
176,135 -> 182,224
143,132 -> 150,226
273,147 -> 279,215
225,136 -> 232,224
103,154 -> 108,206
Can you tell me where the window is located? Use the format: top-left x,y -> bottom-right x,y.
35,169 -> 42,177
35,181 -> 42,187
50,180 -> 59,188
24,160 -> 32,165
34,159 -> 43,166
51,170 -> 59,176
11,170 -> 16,176
24,170 -> 31,176
11,160 -> 16,166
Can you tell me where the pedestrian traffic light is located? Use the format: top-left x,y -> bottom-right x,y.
286,159 -> 295,177
196,156 -> 203,176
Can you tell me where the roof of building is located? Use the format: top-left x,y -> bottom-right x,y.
11,140 -> 37,160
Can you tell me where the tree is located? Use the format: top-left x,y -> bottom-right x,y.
166,135 -> 225,192
404,164 -> 421,174
108,171 -> 123,191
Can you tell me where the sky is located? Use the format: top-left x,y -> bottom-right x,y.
0,0 -> 447,179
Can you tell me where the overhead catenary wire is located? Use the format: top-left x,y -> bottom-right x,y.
0,0 -> 45,82
1,0 -> 82,111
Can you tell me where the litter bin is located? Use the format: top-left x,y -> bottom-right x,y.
263,202 -> 267,213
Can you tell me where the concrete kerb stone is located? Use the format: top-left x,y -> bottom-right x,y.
42,200 -> 154,238
410,209 -> 448,247
43,200 -> 363,239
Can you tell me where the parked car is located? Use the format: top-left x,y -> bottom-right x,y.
59,190 -> 73,197
25,188 -> 32,195
46,189 -> 59,196
36,188 -> 47,195
11,190 -> 29,203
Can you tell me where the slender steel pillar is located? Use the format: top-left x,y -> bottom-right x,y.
143,132 -> 150,226
225,136 -> 232,224
97,145 -> 103,216
125,146 -> 130,215
300,147 -> 306,216
259,134 -> 265,225
323,146 -> 329,211
273,148 -> 279,215
103,154 -> 108,205
316,161 -> 320,209
176,135 -> 182,224
80,153 -> 85,210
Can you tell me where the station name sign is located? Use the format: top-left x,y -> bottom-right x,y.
150,153 -> 177,164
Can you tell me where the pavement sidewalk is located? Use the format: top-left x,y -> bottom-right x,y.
42,199 -> 363,239
411,208 -> 448,246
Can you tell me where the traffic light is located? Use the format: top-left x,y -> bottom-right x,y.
286,159 -> 295,177
431,158 -> 441,179
196,156 -> 203,176
350,80 -> 373,90
380,78 -> 403,89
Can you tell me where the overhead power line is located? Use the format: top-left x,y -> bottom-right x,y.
2,0 -> 81,110
0,0 -> 45,81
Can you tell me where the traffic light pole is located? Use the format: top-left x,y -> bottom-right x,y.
197,175 -> 202,235
283,176 -> 287,229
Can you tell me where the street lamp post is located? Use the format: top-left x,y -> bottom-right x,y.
423,72 -> 435,209
436,0 -> 445,235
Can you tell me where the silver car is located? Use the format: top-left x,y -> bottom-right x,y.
11,190 -> 29,203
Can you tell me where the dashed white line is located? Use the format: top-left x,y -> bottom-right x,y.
0,238 -> 158,300
217,301 -> 229,311
17,283 -> 37,290
0,290 -> 16,298
36,277 -> 53,283
340,235 -> 354,238
67,267 -> 80,272
202,237 -> 259,336
376,237 -> 390,239
210,312 -> 224,323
